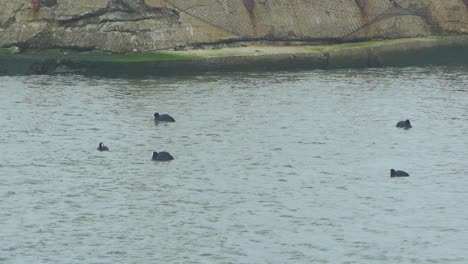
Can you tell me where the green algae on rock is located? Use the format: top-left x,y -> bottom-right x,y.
1,36 -> 467,76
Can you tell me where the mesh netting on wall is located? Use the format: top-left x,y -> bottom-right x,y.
164,0 -> 442,39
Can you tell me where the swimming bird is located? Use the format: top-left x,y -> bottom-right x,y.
154,112 -> 175,122
152,151 -> 174,161
97,142 -> 109,151
390,169 -> 409,177
396,119 -> 412,129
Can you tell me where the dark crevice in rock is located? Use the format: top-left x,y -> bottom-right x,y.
56,5 -> 179,28
42,0 -> 58,7
57,9 -> 110,26
103,29 -> 152,34
64,13 -> 176,27
103,11 -> 164,20
1,3 -> 24,29
108,0 -> 145,12
0,16 -> 16,29
50,44 -> 98,52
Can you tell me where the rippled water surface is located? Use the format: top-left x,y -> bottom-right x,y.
1,66 -> 468,263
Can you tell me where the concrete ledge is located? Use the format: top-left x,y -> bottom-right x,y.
1,36 -> 467,77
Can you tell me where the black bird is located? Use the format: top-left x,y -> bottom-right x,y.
97,142 -> 109,151
154,112 -> 175,122
152,151 -> 174,161
396,119 -> 412,129
390,169 -> 409,177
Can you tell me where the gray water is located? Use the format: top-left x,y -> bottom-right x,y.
1,66 -> 468,264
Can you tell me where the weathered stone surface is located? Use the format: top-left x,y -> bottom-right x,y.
0,0 -> 466,53
348,15 -> 431,40
52,0 -> 107,20
428,0 -> 468,33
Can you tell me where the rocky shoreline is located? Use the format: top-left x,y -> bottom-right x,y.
1,36 -> 467,77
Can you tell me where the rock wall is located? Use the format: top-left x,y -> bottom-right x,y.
0,0 -> 467,52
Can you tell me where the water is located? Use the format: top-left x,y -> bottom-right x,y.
1,66 -> 467,263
